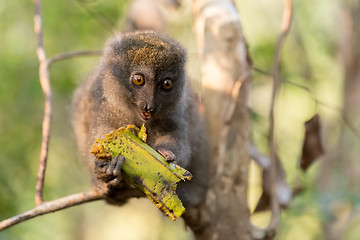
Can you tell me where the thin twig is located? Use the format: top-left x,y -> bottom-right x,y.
253,65 -> 360,140
76,0 -> 116,33
267,0 -> 292,235
47,50 -> 102,67
284,80 -> 360,139
0,189 -> 104,231
253,66 -> 272,76
250,143 -> 271,169
34,0 -> 51,206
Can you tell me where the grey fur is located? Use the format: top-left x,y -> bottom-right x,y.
72,31 -> 209,208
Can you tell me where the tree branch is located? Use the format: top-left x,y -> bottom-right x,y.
0,189 -> 104,231
266,0 -> 292,236
34,0 -> 51,206
47,50 -> 102,67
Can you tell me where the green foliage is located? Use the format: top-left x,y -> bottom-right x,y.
242,0 -> 360,239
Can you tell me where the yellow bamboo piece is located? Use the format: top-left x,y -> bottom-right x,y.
90,124 -> 192,221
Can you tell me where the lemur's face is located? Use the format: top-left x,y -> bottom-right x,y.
103,31 -> 187,121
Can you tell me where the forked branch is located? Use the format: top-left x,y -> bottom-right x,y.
0,0 -> 106,231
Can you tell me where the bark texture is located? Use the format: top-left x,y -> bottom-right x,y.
192,0 -> 253,239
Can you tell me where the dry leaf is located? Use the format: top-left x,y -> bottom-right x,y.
299,114 -> 324,171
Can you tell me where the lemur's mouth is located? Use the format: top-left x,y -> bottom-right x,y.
140,111 -> 152,120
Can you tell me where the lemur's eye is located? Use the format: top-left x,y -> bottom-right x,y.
161,79 -> 173,90
131,74 -> 145,86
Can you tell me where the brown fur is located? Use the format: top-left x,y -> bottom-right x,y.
72,31 -> 209,208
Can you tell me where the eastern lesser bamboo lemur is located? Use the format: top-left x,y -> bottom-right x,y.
72,31 -> 209,218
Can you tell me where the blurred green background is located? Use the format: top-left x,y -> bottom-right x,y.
1,0 -> 359,239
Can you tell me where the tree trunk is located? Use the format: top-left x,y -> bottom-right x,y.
320,1 -> 360,239
192,0 -> 253,239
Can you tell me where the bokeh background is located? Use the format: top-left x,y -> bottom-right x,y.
1,0 -> 359,239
